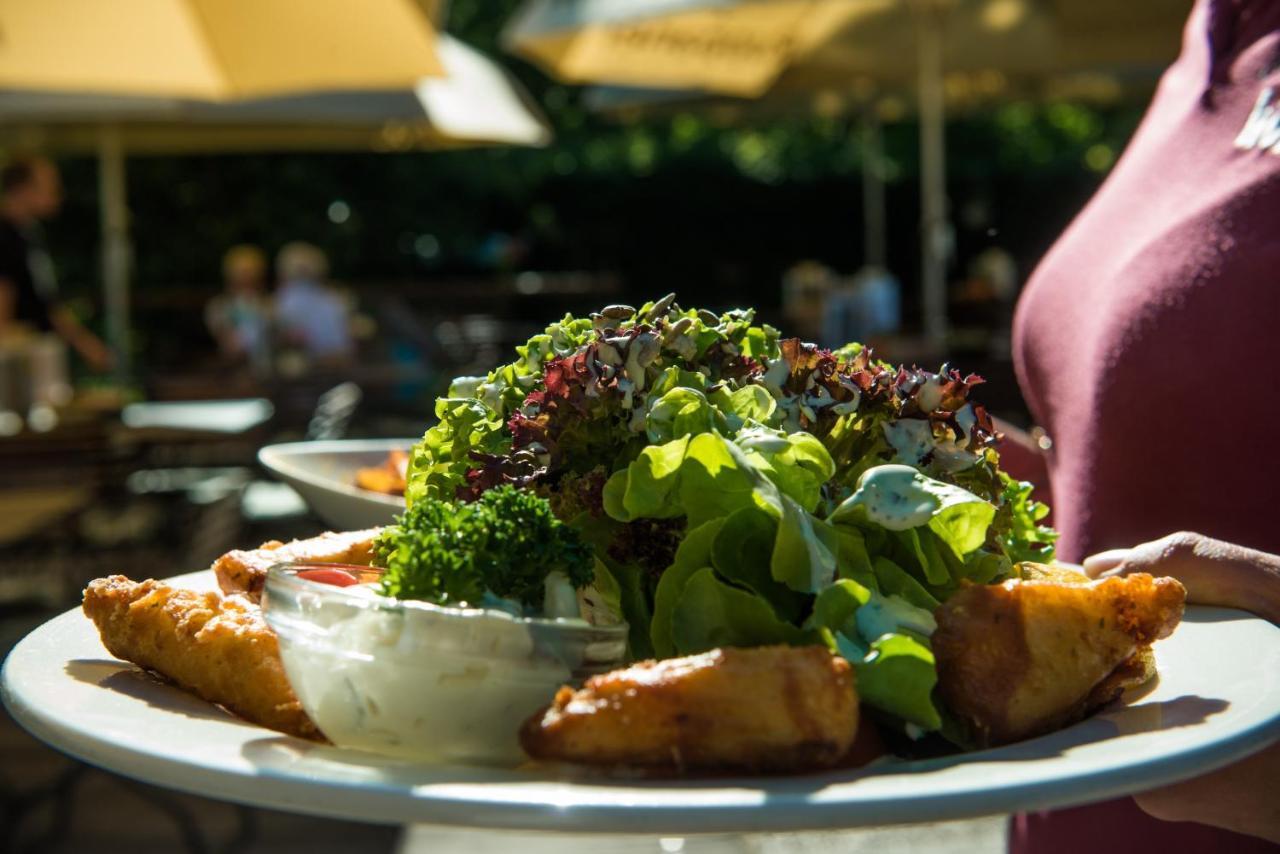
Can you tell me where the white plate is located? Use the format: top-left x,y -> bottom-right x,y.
257,439 -> 412,529
3,570 -> 1279,834
123,398 -> 275,434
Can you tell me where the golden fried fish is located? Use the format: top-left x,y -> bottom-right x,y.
933,573 -> 1185,746
212,528 -> 381,600
520,645 -> 857,773
83,575 -> 320,740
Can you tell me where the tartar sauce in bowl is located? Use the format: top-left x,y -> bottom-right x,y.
262,563 -> 628,765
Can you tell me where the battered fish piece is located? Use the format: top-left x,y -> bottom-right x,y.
933,574 -> 1185,746
212,528 -> 381,600
83,575 -> 321,741
520,645 -> 857,773
1017,561 -> 1089,584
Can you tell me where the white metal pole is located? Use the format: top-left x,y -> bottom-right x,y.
915,0 -> 949,352
98,124 -> 131,378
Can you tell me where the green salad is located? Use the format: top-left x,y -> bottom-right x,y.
399,295 -> 1056,738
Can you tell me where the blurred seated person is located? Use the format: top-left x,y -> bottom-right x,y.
273,241 -> 353,369
953,247 -> 1017,356
0,154 -> 112,371
205,244 -> 272,373
780,260 -> 837,344
822,264 -> 902,350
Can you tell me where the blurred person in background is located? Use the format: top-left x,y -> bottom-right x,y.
272,241 -> 353,370
954,246 -> 1017,357
1000,0 -> 1280,849
205,244 -> 272,375
780,260 -> 836,344
0,154 -> 112,371
822,264 -> 902,350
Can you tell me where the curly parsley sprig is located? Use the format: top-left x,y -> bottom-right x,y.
375,486 -> 593,609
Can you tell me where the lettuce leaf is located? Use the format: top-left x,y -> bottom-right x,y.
669,567 -> 813,654
856,633 -> 942,731
734,428 -> 835,512
711,506 -> 808,623
805,579 -> 942,731
650,518 -> 724,658
997,472 -> 1059,564
610,559 -> 655,660
769,495 -> 839,593
645,387 -> 725,444
605,434 -> 691,521
805,578 -> 873,638
833,525 -> 877,589
404,397 -> 510,505
676,434 -> 765,528
708,383 -> 777,431
605,432 -> 840,595
872,556 -> 941,610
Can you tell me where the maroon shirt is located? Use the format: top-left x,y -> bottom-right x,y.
1009,0 -> 1280,850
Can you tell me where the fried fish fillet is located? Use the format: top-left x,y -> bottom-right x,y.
212,528 -> 381,600
520,645 -> 857,773
83,575 -> 321,741
1017,561 -> 1089,584
933,574 -> 1185,746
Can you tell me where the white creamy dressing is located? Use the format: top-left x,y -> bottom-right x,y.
882,419 -> 935,468
882,412 -> 980,474
914,375 -> 945,412
278,582 -> 576,765
850,464 -> 938,530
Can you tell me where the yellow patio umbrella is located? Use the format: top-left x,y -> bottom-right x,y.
0,25 -> 548,375
505,0 -> 1187,348
0,0 -> 445,100
504,0 -> 891,97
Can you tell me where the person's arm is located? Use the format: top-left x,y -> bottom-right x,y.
1083,531 -> 1280,624
49,305 -> 113,372
1128,742 -> 1280,844
1083,531 -> 1280,842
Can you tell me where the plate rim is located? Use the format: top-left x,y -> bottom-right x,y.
4,576 -> 1279,834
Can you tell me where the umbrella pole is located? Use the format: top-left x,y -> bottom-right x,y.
861,109 -> 887,269
915,1 -> 949,352
98,124 -> 131,379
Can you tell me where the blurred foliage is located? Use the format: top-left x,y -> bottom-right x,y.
42,0 -> 1146,335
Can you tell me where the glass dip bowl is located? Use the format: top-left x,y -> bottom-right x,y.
262,562 -> 629,766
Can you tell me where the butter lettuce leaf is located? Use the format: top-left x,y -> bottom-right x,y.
669,567 -> 813,655
856,633 -> 942,731
711,506 -> 808,623
734,428 -> 835,513
650,518 -> 725,658
805,579 -> 941,731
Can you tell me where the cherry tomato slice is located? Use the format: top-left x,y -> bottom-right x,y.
297,568 -> 360,587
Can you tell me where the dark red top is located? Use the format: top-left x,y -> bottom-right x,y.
1009,0 -> 1280,850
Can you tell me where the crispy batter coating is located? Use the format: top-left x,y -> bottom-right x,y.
82,575 -> 321,741
212,528 -> 381,600
520,645 -> 858,773
933,574 -> 1185,746
1017,561 -> 1090,584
